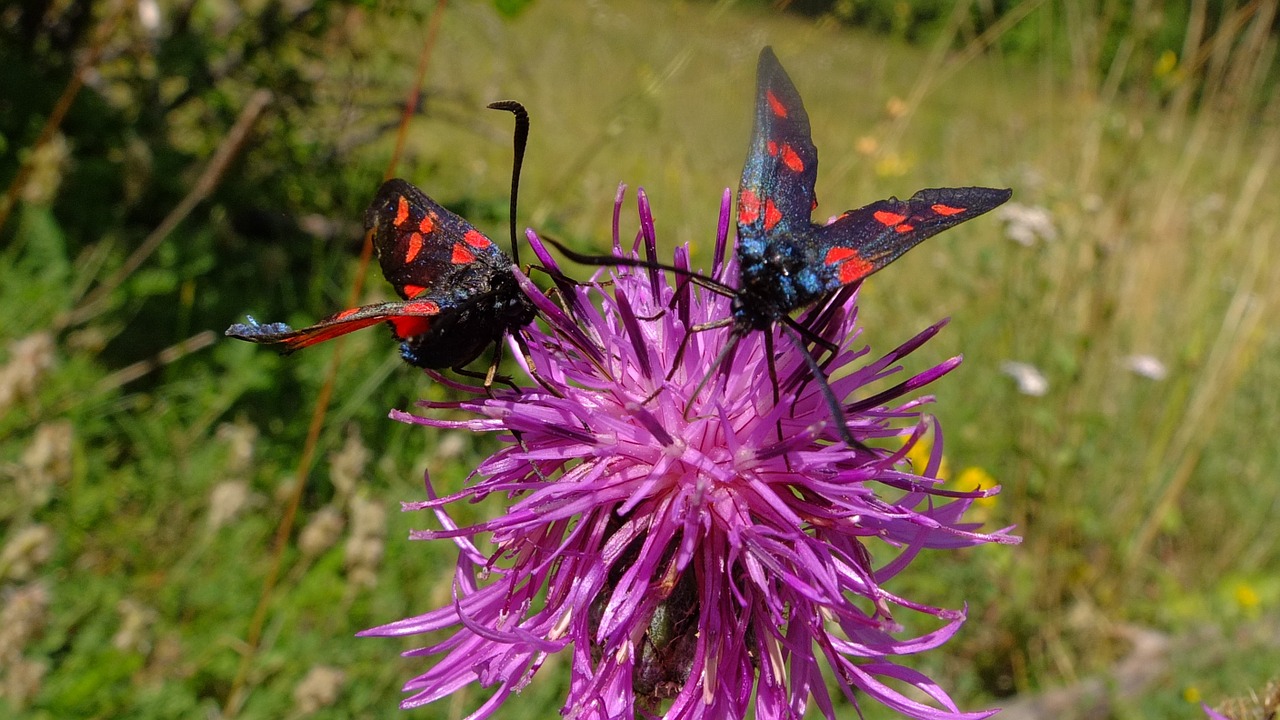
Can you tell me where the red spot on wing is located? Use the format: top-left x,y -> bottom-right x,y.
389,316 -> 432,339
403,284 -> 427,298
825,247 -> 875,284
394,196 -> 410,228
895,224 -> 914,233
404,300 -> 441,315
874,210 -> 907,226
419,214 -> 435,233
765,89 -> 788,118
838,255 -> 875,284
738,189 -> 761,225
767,140 -> 778,157
388,300 -> 442,336
763,199 -> 783,231
931,204 -> 965,216
404,232 -> 424,263
779,144 -> 804,172
282,315 -> 386,349
451,244 -> 476,265
463,229 -> 491,249
824,247 -> 858,265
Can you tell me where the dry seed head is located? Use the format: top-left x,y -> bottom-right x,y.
292,665 -> 346,715
0,525 -> 55,581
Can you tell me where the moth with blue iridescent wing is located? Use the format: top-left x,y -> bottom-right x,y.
548,48 -> 1011,447
732,47 -> 1011,332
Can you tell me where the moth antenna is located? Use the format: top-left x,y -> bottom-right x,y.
487,100 -> 530,268
541,234 -> 738,298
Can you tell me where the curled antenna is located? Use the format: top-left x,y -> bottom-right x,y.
487,100 -> 530,268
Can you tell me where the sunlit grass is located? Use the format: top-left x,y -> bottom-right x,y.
3,0 -> 1279,717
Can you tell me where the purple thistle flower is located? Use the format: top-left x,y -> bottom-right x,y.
362,186 -> 1019,719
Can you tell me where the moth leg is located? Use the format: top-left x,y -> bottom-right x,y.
512,331 -> 565,399
780,314 -> 841,399
663,315 -> 731,386
781,324 -> 869,452
784,314 -> 839,355
639,316 -> 733,407
632,272 -> 700,323
681,329 -> 741,421
637,327 -> 687,406
763,331 -> 785,448
485,335 -> 553,483
489,339 -> 521,393
484,340 -> 503,390
526,264 -> 586,320
450,362 -> 516,392
507,330 -> 565,484
634,308 -> 668,322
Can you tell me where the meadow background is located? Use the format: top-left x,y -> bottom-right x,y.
3,0 -> 1279,718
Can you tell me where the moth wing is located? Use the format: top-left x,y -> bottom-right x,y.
736,47 -> 820,242
811,186 -> 1013,288
365,179 -> 510,301
225,298 -> 447,354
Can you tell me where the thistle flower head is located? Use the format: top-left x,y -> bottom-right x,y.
362,186 -> 1017,719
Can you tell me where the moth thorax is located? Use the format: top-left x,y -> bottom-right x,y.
734,245 -> 804,330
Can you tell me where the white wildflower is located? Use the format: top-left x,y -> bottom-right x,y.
1123,354 -> 1168,381
1000,360 -> 1050,397
997,202 -> 1056,246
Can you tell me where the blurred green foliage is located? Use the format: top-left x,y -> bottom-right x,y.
1,0 -> 387,377
774,0 -> 1279,103
2,0 -> 1279,718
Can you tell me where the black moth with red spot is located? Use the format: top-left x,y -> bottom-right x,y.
547,47 -> 1010,449
732,47 -> 1011,333
226,179 -> 535,371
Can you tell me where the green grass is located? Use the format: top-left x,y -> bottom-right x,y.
2,0 -> 1278,718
